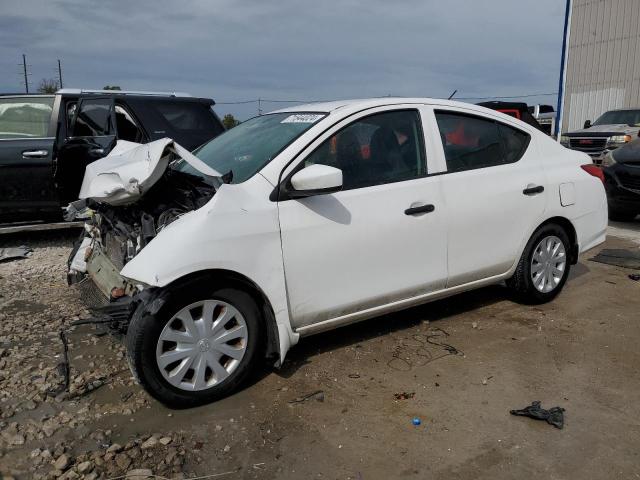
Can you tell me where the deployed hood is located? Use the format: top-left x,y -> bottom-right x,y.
78,138 -> 221,206
567,124 -> 640,136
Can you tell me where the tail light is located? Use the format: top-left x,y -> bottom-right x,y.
581,164 -> 604,183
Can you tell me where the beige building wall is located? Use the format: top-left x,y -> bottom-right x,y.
562,0 -> 640,132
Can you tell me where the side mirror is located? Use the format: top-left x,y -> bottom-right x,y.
288,164 -> 343,198
584,120 -> 592,129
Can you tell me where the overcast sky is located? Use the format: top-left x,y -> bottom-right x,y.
0,0 -> 567,119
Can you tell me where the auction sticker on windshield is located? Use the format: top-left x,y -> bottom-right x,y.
281,114 -> 324,124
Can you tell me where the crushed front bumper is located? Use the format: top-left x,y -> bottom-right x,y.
69,237 -> 137,309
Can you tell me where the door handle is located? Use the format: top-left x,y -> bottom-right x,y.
523,185 -> 544,195
405,204 -> 435,215
22,150 -> 48,158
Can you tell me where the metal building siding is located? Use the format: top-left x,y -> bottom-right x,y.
562,0 -> 640,132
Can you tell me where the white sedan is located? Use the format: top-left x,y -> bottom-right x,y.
72,98 -> 607,406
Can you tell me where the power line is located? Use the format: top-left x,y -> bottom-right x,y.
215,92 -> 558,107
456,92 -> 558,100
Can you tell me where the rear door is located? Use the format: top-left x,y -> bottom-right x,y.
55,96 -> 117,203
430,107 -> 546,286
0,96 -> 58,220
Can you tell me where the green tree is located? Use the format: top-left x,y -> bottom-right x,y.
222,113 -> 240,129
103,85 -> 122,90
37,78 -> 60,94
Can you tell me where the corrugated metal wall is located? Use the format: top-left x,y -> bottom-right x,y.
563,0 -> 640,132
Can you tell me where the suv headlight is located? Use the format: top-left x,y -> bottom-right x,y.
607,134 -> 632,147
601,151 -> 617,168
560,135 -> 570,147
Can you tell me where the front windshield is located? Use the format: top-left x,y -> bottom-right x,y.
175,112 -> 326,183
593,110 -> 640,127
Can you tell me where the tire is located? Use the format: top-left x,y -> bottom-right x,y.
608,207 -> 637,222
507,224 -> 571,304
126,285 -> 264,408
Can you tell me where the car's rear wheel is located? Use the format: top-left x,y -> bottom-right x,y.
507,224 -> 571,304
608,206 -> 637,222
126,285 -> 263,407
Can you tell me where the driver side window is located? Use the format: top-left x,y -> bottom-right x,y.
303,110 -> 426,190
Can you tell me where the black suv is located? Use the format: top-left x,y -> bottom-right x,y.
0,89 -> 225,222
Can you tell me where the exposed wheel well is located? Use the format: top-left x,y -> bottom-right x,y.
536,216 -> 579,264
162,269 -> 281,365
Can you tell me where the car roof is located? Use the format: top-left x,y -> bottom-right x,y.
270,97 -> 506,116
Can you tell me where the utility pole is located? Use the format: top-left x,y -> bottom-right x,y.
257,98 -> 262,116
21,54 -> 30,93
57,59 -> 63,89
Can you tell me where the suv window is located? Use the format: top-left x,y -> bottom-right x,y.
150,101 -> 223,134
73,99 -> 113,137
115,105 -> 144,142
0,97 -> 54,139
302,110 -> 426,190
435,111 -> 530,172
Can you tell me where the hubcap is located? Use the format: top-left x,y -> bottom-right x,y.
531,235 -> 567,293
156,300 -> 248,391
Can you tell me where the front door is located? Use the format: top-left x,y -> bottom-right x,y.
55,97 -> 117,204
0,96 -> 58,220
277,108 -> 448,328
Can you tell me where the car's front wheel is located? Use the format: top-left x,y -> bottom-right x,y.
126,285 -> 263,407
507,224 -> 572,304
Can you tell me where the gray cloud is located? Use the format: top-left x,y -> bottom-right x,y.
0,0 -> 566,118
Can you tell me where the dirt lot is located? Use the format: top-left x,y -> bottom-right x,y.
1,223 -> 639,479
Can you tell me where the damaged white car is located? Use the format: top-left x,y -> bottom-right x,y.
68,98 -> 608,407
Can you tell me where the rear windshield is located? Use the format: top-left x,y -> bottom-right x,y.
593,110 -> 640,127
0,97 -> 54,139
176,112 -> 326,183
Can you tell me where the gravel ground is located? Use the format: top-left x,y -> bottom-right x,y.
0,225 -> 639,479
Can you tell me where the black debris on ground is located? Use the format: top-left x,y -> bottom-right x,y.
510,401 -> 565,429
591,249 -> 640,269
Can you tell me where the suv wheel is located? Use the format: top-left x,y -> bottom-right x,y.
507,224 -> 571,304
126,286 -> 263,407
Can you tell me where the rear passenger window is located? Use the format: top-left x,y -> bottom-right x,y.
497,122 -> 530,163
0,97 -> 54,139
435,111 -> 530,172
115,105 -> 144,142
152,102 -> 223,134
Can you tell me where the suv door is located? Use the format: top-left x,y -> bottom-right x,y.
0,96 -> 58,221
55,97 -> 117,204
277,107 -> 448,329
431,107 -> 546,286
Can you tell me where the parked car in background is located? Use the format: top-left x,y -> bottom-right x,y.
67,98 -> 607,406
560,108 -> 640,164
602,137 -> 640,221
0,89 -> 224,223
476,101 -> 546,133
528,104 -> 556,136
